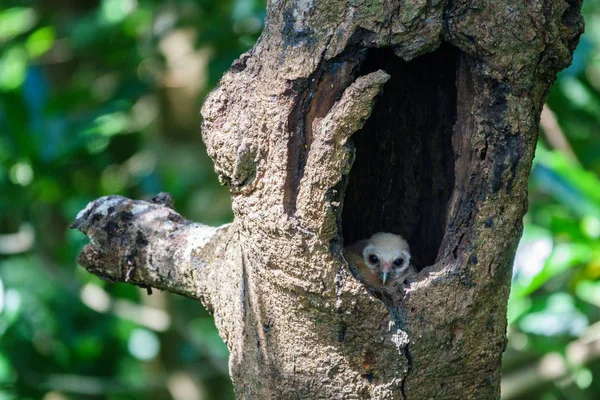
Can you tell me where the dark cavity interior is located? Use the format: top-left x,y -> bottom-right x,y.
342,46 -> 458,269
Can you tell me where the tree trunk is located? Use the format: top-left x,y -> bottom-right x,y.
72,0 -> 583,399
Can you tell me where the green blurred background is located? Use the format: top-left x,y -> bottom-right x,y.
0,0 -> 599,399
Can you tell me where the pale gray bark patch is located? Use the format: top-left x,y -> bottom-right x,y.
74,0 -> 583,398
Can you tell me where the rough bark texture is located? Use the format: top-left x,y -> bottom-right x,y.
73,0 -> 583,399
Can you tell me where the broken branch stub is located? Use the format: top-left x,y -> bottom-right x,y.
72,194 -> 234,310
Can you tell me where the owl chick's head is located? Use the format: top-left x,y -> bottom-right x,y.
362,232 -> 411,285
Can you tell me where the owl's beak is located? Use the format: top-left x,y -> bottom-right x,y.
381,263 -> 391,285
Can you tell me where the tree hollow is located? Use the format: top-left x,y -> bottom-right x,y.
342,45 -> 458,269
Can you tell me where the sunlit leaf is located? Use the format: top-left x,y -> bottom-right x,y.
0,48 -> 27,91
0,288 -> 20,335
575,367 -> 593,389
127,328 -> 159,361
86,112 -> 130,137
513,242 -> 593,298
581,215 -> 600,239
0,352 -> 16,384
532,147 -> 600,218
25,27 -> 55,58
559,76 -> 600,116
100,0 -> 137,24
0,7 -> 36,42
8,161 -> 33,187
518,293 -> 588,337
0,390 -> 17,400
507,294 -> 531,325
575,280 -> 600,307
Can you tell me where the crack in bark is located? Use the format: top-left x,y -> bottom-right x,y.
401,341 -> 413,400
283,77 -> 309,216
240,246 -> 248,323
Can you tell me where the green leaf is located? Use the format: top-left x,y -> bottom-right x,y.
518,293 -> 588,337
0,8 -> 36,42
0,352 -> 16,384
0,47 -> 27,91
25,27 -> 55,58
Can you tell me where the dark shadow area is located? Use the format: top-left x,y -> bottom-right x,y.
342,45 -> 458,269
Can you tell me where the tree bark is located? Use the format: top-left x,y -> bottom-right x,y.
73,0 -> 583,399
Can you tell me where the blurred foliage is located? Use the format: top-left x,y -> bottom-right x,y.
503,1 -> 600,399
0,0 -> 264,398
1,0 -> 600,399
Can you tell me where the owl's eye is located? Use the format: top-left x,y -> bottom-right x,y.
394,258 -> 404,267
368,254 -> 379,264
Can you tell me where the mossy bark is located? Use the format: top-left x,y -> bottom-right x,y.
73,0 -> 583,398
